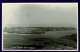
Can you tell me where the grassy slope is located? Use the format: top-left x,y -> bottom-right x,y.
3,32 -> 77,50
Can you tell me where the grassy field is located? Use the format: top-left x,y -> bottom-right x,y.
3,30 -> 77,50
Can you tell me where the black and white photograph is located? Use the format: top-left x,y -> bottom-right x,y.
2,3 -> 78,51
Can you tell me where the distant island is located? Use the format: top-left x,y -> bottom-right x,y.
3,27 -> 76,34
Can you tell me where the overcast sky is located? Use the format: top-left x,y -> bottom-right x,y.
2,3 -> 78,28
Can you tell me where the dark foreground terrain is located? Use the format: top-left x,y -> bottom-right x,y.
3,27 -> 77,50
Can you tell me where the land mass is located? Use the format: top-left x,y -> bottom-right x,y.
3,27 -> 76,34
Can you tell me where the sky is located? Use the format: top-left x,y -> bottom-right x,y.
2,3 -> 78,28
